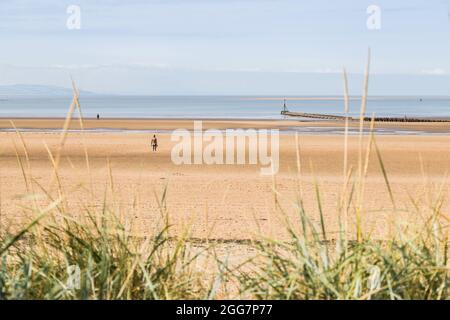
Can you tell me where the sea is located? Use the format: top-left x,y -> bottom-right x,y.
1,95 -> 450,119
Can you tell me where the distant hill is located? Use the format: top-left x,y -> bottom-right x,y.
0,84 -> 96,97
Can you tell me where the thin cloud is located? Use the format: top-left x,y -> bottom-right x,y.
421,68 -> 448,75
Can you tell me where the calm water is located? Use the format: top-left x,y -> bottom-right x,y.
0,95 -> 450,119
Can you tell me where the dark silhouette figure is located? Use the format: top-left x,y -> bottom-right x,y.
151,135 -> 158,152
97,114 -> 100,120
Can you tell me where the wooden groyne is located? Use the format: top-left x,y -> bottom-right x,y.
360,116 -> 450,123
281,111 -> 450,123
281,111 -> 349,120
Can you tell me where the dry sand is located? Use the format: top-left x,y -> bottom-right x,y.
0,119 -> 449,241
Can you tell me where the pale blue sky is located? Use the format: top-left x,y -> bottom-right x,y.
1,0 -> 449,95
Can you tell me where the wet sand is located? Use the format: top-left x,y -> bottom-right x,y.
1,118 -> 450,133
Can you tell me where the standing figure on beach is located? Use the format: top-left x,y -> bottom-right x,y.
151,135 -> 158,152
97,113 -> 100,120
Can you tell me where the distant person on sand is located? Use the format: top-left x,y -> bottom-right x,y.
151,135 -> 158,152
97,114 -> 100,120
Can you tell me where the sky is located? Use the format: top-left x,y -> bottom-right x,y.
0,0 -> 450,95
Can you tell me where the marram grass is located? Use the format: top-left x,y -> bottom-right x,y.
0,206 -> 214,300
236,200 -> 449,300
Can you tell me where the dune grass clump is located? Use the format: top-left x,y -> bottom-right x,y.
236,198 -> 449,300
0,207 -> 213,300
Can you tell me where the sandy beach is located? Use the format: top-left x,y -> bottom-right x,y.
1,118 -> 450,133
0,119 -> 448,241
